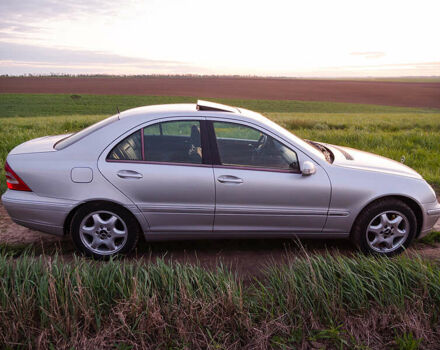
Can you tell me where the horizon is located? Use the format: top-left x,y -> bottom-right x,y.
1,0 -> 439,77
0,73 -> 440,82
2,73 -> 440,80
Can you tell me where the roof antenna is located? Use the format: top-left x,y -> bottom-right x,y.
116,106 -> 120,114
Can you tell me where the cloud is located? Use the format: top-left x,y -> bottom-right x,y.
0,21 -> 41,33
0,0 -> 132,43
0,41 -> 211,75
339,61 -> 440,71
350,52 -> 386,59
0,42 -> 182,65
292,61 -> 440,78
0,0 -> 127,21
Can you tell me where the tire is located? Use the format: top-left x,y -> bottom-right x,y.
70,202 -> 140,259
351,199 -> 417,256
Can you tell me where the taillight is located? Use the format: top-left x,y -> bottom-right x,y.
4,162 -> 32,191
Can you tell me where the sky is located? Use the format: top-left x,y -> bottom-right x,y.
0,0 -> 439,77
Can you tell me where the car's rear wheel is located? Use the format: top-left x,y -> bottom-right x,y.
351,199 -> 417,256
70,202 -> 139,259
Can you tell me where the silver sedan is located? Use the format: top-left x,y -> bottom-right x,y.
2,100 -> 439,258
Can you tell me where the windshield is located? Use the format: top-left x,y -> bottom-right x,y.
256,116 -> 327,161
54,115 -> 118,150
305,140 -> 334,163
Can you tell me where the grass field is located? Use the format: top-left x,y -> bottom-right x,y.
1,93 -> 440,348
1,251 -> 440,348
1,93 -> 439,193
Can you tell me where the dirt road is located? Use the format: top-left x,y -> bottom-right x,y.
1,204 -> 439,278
1,76 -> 440,108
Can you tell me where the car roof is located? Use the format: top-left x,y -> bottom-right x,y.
118,100 -> 267,124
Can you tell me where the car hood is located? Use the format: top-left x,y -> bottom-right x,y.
324,143 -> 422,179
9,134 -> 72,155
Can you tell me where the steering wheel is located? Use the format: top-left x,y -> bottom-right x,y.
251,134 -> 268,163
255,134 -> 268,150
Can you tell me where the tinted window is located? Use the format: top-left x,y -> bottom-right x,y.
143,121 -> 202,164
107,130 -> 142,160
143,123 -> 161,136
213,122 -> 298,171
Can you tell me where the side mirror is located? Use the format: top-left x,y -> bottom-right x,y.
301,161 -> 316,176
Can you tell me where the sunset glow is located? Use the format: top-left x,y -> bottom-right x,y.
1,0 -> 439,76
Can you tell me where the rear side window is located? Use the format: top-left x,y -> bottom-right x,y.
144,120 -> 202,164
107,120 -> 203,164
107,130 -> 142,160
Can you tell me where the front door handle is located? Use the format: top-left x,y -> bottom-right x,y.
117,170 -> 143,179
217,175 -> 243,184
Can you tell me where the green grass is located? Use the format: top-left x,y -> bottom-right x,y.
1,93 -> 439,348
1,94 -> 439,194
1,93 -> 438,117
420,231 -> 440,245
268,112 -> 440,187
0,115 -> 105,194
1,252 -> 439,348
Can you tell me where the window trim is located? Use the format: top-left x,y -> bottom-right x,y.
106,119 -> 210,167
207,120 -> 301,174
104,117 -> 303,174
106,158 -> 212,168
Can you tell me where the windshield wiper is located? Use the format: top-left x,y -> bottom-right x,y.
305,140 -> 333,163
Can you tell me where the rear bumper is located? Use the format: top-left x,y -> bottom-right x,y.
1,190 -> 76,236
419,201 -> 440,238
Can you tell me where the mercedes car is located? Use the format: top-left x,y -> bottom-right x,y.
2,100 -> 439,258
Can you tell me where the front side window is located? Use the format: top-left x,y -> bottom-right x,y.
213,122 -> 299,171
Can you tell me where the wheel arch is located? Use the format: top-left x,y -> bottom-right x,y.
63,199 -> 143,236
350,195 -> 423,238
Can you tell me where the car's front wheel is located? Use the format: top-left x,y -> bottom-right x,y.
351,199 -> 417,256
70,202 -> 140,259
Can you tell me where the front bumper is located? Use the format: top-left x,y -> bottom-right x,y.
1,190 -> 76,236
419,200 -> 440,238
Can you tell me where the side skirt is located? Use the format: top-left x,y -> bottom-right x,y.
143,231 -> 350,241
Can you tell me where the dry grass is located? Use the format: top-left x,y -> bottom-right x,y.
1,252 -> 440,349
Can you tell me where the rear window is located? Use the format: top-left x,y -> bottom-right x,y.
54,115 -> 118,150
107,130 -> 142,161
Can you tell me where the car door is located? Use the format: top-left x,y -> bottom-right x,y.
98,118 -> 215,232
209,120 -> 331,233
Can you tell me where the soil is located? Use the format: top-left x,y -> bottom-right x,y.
1,76 -> 440,109
1,204 -> 439,278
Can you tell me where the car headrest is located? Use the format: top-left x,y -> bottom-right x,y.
190,125 -> 201,147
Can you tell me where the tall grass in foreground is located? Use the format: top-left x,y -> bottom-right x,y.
1,253 -> 440,349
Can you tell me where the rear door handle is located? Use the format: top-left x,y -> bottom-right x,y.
117,170 -> 143,179
217,175 -> 243,184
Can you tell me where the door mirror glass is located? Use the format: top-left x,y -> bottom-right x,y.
301,161 -> 316,176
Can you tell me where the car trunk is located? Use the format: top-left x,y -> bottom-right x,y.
9,134 -> 72,155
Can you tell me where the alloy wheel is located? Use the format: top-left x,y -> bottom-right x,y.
79,211 -> 128,255
366,210 -> 409,253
